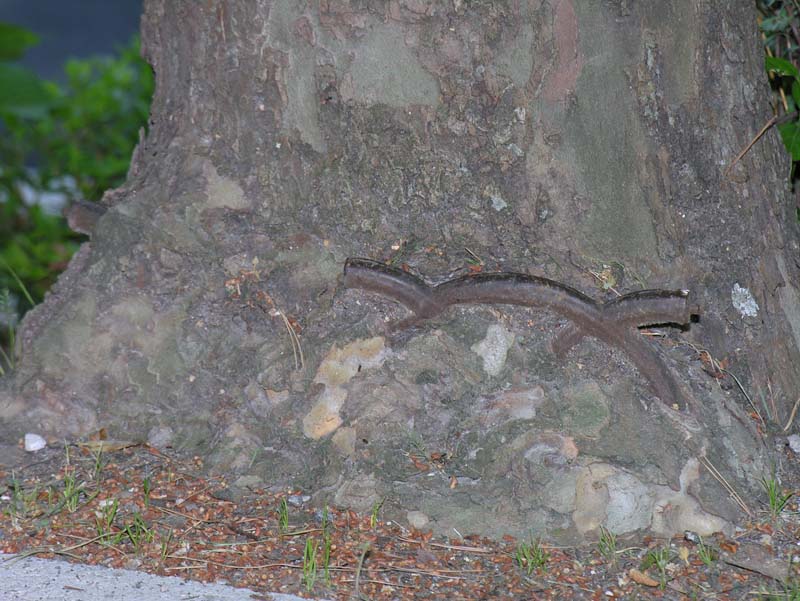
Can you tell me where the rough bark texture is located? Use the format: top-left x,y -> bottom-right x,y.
2,0 -> 799,543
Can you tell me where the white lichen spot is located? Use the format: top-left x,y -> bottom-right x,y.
471,324 -> 515,376
731,283 -> 759,318
483,183 -> 507,211
490,192 -> 507,211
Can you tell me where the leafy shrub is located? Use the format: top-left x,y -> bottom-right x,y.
0,23 -> 154,374
759,2 -> 800,163
0,22 -> 152,370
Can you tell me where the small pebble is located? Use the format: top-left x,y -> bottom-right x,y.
684,530 -> 701,544
287,494 -> 310,507
406,510 -> 429,529
788,434 -> 800,455
24,433 -> 46,452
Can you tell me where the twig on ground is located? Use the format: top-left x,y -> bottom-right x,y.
351,543 -> 370,601
783,397 -> 800,432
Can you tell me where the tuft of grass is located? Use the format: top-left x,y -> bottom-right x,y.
115,512 -> 154,552
320,505 -> 329,533
160,528 -> 173,562
277,497 -> 289,534
370,498 -> 385,529
4,473 -> 38,522
696,537 -> 717,567
95,498 -> 119,543
62,471 -> 83,513
90,447 -> 105,480
515,535 -> 549,575
761,474 -> 793,520
0,288 -> 16,375
322,532 -> 332,585
642,546 -> 673,590
318,505 -> 333,584
754,578 -> 800,600
0,263 -> 36,376
142,475 -> 152,508
301,537 -> 318,592
598,525 -> 617,564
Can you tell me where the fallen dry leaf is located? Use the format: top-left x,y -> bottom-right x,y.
629,568 -> 660,587
77,440 -> 137,452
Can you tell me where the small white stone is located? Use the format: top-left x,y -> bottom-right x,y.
787,434 -> 800,455
406,510 -> 429,529
24,433 -> 46,452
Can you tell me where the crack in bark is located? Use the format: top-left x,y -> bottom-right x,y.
343,257 -> 700,407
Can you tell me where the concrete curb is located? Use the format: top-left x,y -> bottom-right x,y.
1,553 -> 331,601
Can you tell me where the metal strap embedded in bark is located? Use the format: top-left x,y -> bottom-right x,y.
343,257 -> 700,407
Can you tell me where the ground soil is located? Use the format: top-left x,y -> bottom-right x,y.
0,438 -> 798,600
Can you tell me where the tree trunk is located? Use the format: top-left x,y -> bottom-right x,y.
3,0 -> 798,542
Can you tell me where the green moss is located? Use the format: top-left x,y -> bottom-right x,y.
559,382 -> 610,436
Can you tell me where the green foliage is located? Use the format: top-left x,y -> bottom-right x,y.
641,546 -> 673,590
761,474 -> 793,519
115,512 -> 155,552
514,536 -> 549,575
759,3 -> 800,163
696,537 -> 717,567
0,22 -> 152,368
0,23 -> 39,61
95,498 -> 119,543
597,525 -> 617,564
302,537 -> 318,591
370,497 -> 385,529
277,497 -> 289,534
142,475 -> 152,508
61,471 -> 84,513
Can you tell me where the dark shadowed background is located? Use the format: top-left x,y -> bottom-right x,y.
0,0 -> 141,79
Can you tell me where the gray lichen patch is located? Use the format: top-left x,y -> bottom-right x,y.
471,323 -> 516,377
333,471 -> 381,513
731,283 -> 759,318
343,25 -> 439,107
493,20 -> 534,87
566,2 -> 659,264
559,382 -> 611,437
274,245 -> 340,297
476,386 -> 546,428
202,160 -> 251,210
36,293 -> 101,377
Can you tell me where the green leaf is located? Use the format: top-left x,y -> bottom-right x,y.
793,80 -> 800,109
765,56 -> 799,78
761,10 -> 792,33
778,121 -> 800,161
0,23 -> 39,61
0,63 -> 54,118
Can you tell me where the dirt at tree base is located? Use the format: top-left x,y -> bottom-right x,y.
1,440 -> 798,600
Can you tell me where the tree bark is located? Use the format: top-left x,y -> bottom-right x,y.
2,0 -> 798,542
